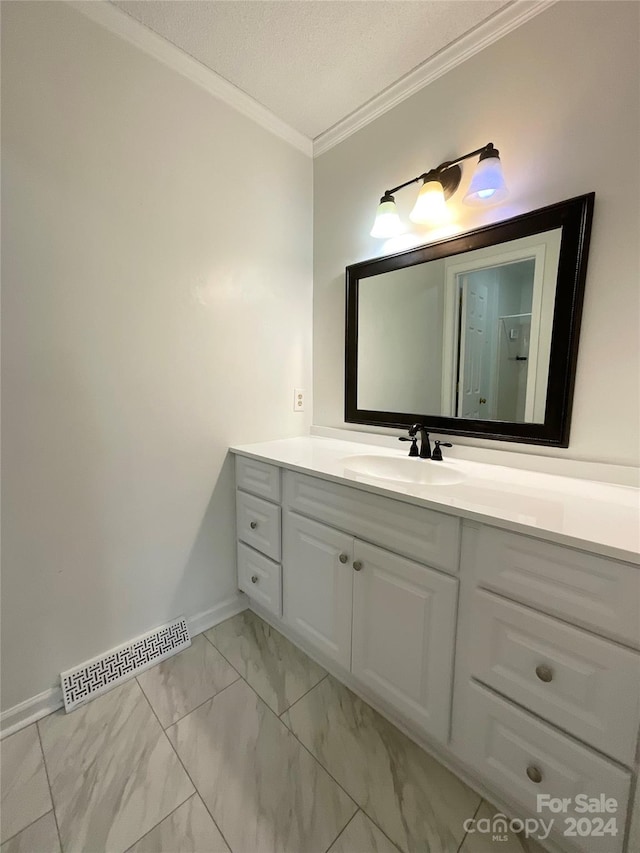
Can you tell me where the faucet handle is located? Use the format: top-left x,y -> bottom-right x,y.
399,436 -> 419,457
431,440 -> 453,461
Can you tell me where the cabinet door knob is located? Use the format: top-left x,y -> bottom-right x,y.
535,664 -> 553,683
339,553 -> 349,564
251,575 -> 258,584
353,560 -> 363,572
250,520 -> 258,530
526,765 -> 543,784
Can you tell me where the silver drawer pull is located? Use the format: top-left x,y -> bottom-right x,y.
251,575 -> 258,584
353,560 -> 363,572
250,521 -> 258,530
535,664 -> 554,683
339,553 -> 349,564
526,765 -> 543,784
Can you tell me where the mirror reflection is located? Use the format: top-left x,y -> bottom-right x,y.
357,228 -> 562,424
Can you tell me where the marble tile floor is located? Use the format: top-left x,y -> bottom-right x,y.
1,610 -> 545,853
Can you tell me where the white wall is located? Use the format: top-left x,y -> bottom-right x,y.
313,0 -> 640,466
1,2 -> 312,711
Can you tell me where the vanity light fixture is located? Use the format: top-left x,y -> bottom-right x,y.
370,142 -> 508,238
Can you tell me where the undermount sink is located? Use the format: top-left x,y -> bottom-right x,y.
341,454 -> 466,486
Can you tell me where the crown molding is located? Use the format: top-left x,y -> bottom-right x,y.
68,1 -> 313,158
313,0 -> 557,157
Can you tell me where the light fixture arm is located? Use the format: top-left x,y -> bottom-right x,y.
381,142 -> 498,199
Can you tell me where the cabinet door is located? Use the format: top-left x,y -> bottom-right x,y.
283,512 -> 353,669
352,540 -> 458,742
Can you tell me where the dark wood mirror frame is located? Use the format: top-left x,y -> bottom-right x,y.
345,193 -> 595,447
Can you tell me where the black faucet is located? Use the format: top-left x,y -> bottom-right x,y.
399,423 -> 431,459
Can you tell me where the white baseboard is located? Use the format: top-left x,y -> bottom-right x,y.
0,687 -> 64,740
188,592 -> 248,637
0,592 -> 248,739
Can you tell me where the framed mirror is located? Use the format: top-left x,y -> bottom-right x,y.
345,193 -> 595,446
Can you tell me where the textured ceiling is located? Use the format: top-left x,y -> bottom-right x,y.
112,0 -> 510,139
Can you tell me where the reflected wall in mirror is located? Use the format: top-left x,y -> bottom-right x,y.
346,194 -> 595,446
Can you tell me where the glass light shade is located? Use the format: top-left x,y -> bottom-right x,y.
409,179 -> 448,225
463,155 -> 508,205
370,198 -> 404,238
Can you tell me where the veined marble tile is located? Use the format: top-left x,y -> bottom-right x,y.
205,609 -> 326,714
0,724 -> 52,843
167,678 -> 356,853
283,676 -> 481,853
0,812 -> 60,853
39,679 -> 193,853
328,811 -> 401,853
459,802 -> 548,853
137,633 -> 239,727
127,795 -> 229,853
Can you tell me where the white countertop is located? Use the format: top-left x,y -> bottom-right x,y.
230,436 -> 640,564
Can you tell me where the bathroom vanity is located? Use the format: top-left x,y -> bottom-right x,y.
230,435 -> 640,853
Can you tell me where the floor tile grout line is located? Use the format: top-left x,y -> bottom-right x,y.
201,628 -> 244,672
206,619 -> 411,853
237,673 -> 360,816
134,677 -> 234,853
0,809 -> 58,850
278,672 -> 329,721
278,672 -> 467,853
35,720 -> 64,852
353,806 -> 406,853
321,805 -> 362,853
203,611 -> 329,720
122,791 -> 196,853
158,613 -> 468,853
456,797 -> 485,853
202,615 -> 405,851
157,673 -> 243,730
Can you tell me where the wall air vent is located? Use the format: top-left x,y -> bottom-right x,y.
60,617 -> 191,712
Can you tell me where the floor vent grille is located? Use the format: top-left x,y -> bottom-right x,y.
61,617 -> 191,712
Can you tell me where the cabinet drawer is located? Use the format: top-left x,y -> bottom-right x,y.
467,525 -> 640,647
470,590 -> 640,765
237,542 -> 281,617
452,681 -> 631,853
235,456 -> 281,502
283,471 -> 460,573
236,491 -> 281,561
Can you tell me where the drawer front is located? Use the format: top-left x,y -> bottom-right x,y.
236,491 -> 281,561
452,681 -> 631,853
237,542 -> 281,617
283,471 -> 460,573
470,590 -> 640,765
235,456 -> 281,502
467,525 -> 640,647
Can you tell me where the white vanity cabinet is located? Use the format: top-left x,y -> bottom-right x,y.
236,461 -> 461,744
233,447 -> 640,853
282,508 -> 458,739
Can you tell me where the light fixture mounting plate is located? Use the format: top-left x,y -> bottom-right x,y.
439,164 -> 462,200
